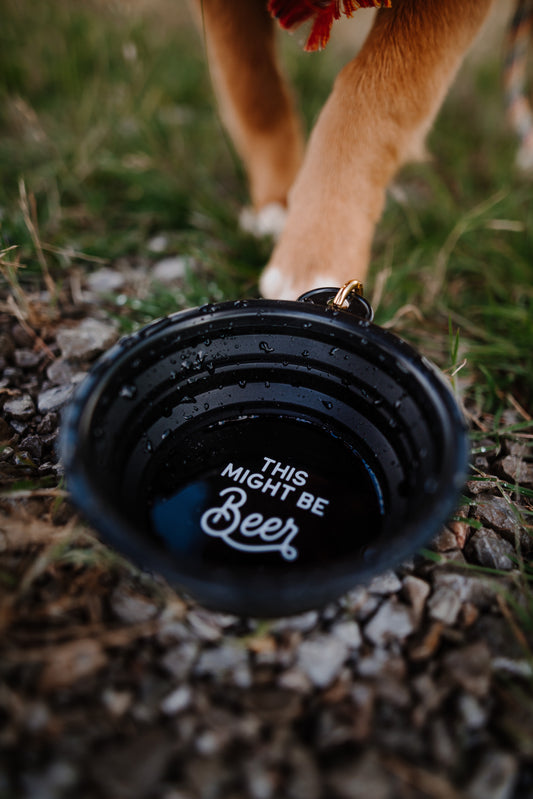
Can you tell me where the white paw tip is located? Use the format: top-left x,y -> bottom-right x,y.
260,268 -> 343,301
239,202 -> 287,239
259,266 -> 287,299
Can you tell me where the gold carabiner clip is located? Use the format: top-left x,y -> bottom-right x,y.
330,279 -> 364,309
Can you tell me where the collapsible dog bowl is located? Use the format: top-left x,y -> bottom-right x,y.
61,281 -> 468,617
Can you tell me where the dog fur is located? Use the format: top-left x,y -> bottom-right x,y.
194,0 -> 494,299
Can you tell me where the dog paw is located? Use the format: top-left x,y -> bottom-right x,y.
259,264 -> 344,301
239,202 -> 287,239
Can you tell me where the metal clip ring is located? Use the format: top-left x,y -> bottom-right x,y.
330,279 -> 364,309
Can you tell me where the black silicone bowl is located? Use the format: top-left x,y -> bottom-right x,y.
60,288 -> 468,616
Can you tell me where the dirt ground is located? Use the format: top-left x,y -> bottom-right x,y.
1,271 -> 533,799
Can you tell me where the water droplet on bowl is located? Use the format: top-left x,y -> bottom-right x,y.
119,384 -> 137,399
260,341 -> 274,353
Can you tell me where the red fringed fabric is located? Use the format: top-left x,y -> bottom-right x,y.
268,0 -> 392,51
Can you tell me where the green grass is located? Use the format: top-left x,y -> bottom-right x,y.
1,0 -> 532,408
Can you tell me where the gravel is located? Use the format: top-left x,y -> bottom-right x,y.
1,291 -> 533,799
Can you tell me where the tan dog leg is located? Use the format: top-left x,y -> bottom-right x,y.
260,0 -> 494,300
195,0 -> 304,211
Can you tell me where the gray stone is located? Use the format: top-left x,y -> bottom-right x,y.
155,620 -> 191,646
160,685 -> 192,716
37,412 -> 58,434
342,586 -> 382,621
342,585 -> 368,610
297,635 -> 348,688
110,585 -> 159,624
443,641 -> 492,698
431,527 -> 461,552
364,597 -> 415,646
46,357 -> 78,386
20,435 -> 42,460
466,479 -> 501,495
427,584 -> 463,625
209,611 -> 240,629
11,323 -> 33,348
9,419 -> 29,435
331,619 -> 362,649
277,667 -> 312,693
492,657 -> 533,679
355,647 -> 390,679
147,233 -> 169,253
0,446 -> 14,462
505,439 -> 529,458
153,255 -> 191,284
465,751 -> 518,799
195,643 -> 249,682
458,693 -> 488,730
56,318 -> 118,360
187,608 -> 223,642
272,610 -> 319,634
14,349 -> 41,369
465,528 -> 515,571
432,571 -> 496,608
428,570 -> 498,625
367,570 -> 402,595
160,642 -> 199,680
499,455 -> 533,488
402,575 -> 430,621
3,394 -> 35,420
37,384 -> 75,414
86,267 -> 126,295
355,594 -> 382,621
474,495 -> 520,535
412,673 -> 449,721
102,688 -> 133,718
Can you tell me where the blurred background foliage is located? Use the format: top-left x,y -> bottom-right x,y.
0,0 -> 532,408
